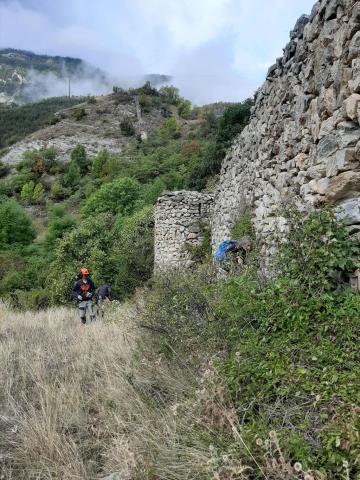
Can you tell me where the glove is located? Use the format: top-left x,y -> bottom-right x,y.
86,292 -> 92,298
77,295 -> 82,301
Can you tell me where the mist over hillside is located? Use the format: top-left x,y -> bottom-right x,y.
0,49 -> 171,104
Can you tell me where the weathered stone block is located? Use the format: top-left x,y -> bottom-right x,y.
325,172 -> 360,202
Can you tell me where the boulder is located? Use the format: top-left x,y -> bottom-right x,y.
349,31 -> 360,61
335,197 -> 360,224
325,171 -> 360,202
343,94 -> 360,121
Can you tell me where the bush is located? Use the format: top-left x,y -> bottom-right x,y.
20,180 -> 35,203
0,198 -> 36,247
64,160 -> 81,188
120,116 -> 136,136
70,144 -> 87,174
72,107 -> 86,121
91,149 -> 109,179
45,204 -> 76,248
0,161 -> 10,178
47,214 -> 115,303
82,177 -> 141,217
160,117 -> 181,139
112,206 -> 154,297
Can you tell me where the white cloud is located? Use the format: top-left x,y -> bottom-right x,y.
0,0 -> 316,103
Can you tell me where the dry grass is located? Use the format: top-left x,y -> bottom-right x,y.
0,301 -> 329,480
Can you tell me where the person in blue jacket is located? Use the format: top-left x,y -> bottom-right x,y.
214,237 -> 252,275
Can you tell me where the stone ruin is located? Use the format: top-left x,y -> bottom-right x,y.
212,0 -> 360,249
154,191 -> 214,272
155,0 -> 360,271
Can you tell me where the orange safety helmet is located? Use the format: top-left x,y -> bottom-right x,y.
80,267 -> 89,275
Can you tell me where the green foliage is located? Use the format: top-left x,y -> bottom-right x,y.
64,159 -> 81,188
32,183 -> 44,204
185,223 -> 212,264
230,207 -> 254,239
112,206 -> 154,297
0,161 -> 10,178
20,180 -> 35,203
159,85 -> 180,105
50,180 -> 68,200
72,106 -> 86,121
0,97 -> 84,148
178,99 -> 192,119
70,144 -> 87,174
91,149 -> 109,179
82,177 -> 141,217
142,207 -> 360,476
45,204 -> 76,248
47,214 -> 115,303
0,198 -> 36,247
160,117 -> 181,139
120,116 -> 136,136
189,99 -> 253,189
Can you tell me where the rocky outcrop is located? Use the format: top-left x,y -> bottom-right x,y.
154,191 -> 214,271
1,95 -> 164,164
212,0 -> 360,249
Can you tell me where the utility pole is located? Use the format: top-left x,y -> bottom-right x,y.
68,77 -> 71,99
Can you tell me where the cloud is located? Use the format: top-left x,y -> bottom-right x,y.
0,0 -> 316,103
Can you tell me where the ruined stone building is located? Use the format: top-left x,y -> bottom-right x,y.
154,0 -> 360,271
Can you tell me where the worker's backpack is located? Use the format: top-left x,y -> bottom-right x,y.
214,240 -> 239,262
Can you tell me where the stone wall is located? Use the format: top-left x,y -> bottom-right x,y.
212,0 -> 360,252
154,191 -> 214,271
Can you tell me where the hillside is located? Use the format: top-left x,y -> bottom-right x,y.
0,48 -> 110,104
0,49 -> 172,105
0,83 -> 252,309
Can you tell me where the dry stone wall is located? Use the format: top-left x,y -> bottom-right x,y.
154,191 -> 214,271
212,0 -> 360,251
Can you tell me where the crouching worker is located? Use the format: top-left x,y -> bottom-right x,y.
73,267 -> 95,324
96,284 -> 112,318
214,237 -> 252,276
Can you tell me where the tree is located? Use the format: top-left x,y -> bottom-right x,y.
20,180 -> 35,203
82,177 -> 141,217
64,160 -> 81,188
50,180 -> 67,200
178,99 -> 192,119
120,117 -> 135,136
32,183 -> 44,204
0,198 -> 36,247
70,144 -> 87,174
159,85 -> 180,105
112,206 -> 154,296
45,204 -> 76,248
91,150 -> 109,179
160,117 -> 181,139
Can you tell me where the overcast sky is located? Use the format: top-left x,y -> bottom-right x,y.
0,0 -> 315,104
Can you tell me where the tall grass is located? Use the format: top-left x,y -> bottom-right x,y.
0,301 -> 241,480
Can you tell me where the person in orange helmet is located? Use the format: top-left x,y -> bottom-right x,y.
73,267 -> 96,324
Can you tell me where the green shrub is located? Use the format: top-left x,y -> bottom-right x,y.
0,198 -> 36,247
91,149 -> 109,179
111,206 -> 154,297
32,183 -> 44,204
70,144 -> 87,174
72,107 -> 86,121
178,99 -> 192,119
160,117 -> 181,139
64,160 -> 81,188
20,180 -> 35,203
0,161 -> 10,178
45,204 -> 76,248
47,214 -> 115,303
82,177 -> 141,217
120,116 -> 136,136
